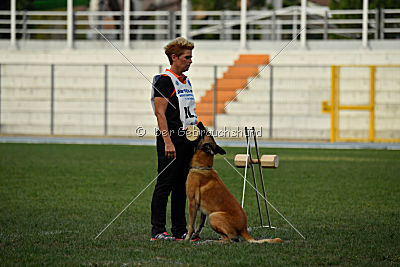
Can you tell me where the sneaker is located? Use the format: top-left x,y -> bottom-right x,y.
150,232 -> 175,241
174,232 -> 187,241
190,233 -> 200,242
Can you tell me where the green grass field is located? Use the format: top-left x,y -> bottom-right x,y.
1,143 -> 399,265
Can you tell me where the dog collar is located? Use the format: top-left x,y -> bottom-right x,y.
190,166 -> 213,170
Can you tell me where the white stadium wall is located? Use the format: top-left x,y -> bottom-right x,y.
0,40 -> 399,141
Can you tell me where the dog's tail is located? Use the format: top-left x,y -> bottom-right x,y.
241,229 -> 283,244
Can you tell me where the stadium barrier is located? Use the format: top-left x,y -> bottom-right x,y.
0,62 -> 399,142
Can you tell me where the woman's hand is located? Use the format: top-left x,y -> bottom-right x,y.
165,141 -> 176,158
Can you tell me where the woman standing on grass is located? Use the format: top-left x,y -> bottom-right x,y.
150,37 -> 198,241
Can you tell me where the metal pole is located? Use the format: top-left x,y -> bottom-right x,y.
380,9 -> 384,39
22,11 -> 28,40
124,0 -> 130,48
241,127 -> 251,208
272,11 -> 276,40
292,9 -> 297,40
330,66 -> 339,142
269,65 -> 273,139
247,130 -> 264,227
226,11 -> 232,40
169,10 -> 176,39
50,64 -> 55,135
213,65 -> 217,130
120,10 -> 124,41
67,0 -> 74,49
369,66 -> 375,142
362,0 -> 369,48
220,11 -> 225,40
300,0 -> 307,48
374,9 -> 378,39
240,0 -> 247,49
10,0 -> 16,48
323,10 -> 328,40
104,64 -> 108,135
181,0 -> 188,38
252,126 -> 272,227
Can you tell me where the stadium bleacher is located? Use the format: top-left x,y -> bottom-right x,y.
0,47 -> 399,140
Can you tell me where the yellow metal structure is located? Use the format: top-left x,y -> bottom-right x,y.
322,65 -> 400,143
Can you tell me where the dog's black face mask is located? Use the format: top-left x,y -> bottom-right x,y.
194,122 -> 226,156
201,142 -> 226,155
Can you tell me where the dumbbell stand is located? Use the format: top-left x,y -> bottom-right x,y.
243,127 -> 275,229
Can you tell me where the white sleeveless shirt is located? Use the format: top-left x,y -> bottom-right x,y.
151,69 -> 198,129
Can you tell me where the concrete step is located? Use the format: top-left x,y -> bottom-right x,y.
2,111 -> 51,124
271,128 -> 330,140
249,78 -> 399,92
53,125 -> 105,135
248,78 -> 330,91
258,66 -> 331,79
216,114 -> 330,130
0,101 -> 153,114
0,122 -> 156,137
1,75 -> 215,93
2,64 -> 105,77
1,64 -> 228,81
376,79 -> 400,90
376,67 -> 400,79
376,118 -> 400,130
225,102 -> 322,115
188,66 -> 228,78
2,100 -> 51,112
375,104 -> 400,116
1,111 -> 156,126
214,121 -> 330,140
233,91 -> 270,104
0,123 -> 52,135
258,66 -> 400,80
337,129 -> 400,140
0,49 -> 237,65
0,87 -> 201,103
376,91 -> 400,104
375,130 -> 400,139
107,125 -> 156,137
264,51 -> 400,65
339,112 -> 400,130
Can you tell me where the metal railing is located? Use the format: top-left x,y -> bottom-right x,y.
0,8 -> 399,42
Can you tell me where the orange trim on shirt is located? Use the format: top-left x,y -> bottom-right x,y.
165,69 -> 187,84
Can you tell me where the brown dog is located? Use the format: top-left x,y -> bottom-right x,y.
185,130 -> 283,243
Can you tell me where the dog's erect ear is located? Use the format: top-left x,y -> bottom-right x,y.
215,145 -> 226,155
197,122 -> 206,132
196,122 -> 208,139
201,143 -> 215,155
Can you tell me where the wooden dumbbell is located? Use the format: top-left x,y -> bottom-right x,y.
234,154 -> 279,168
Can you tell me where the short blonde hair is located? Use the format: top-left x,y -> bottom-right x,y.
164,37 -> 194,65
